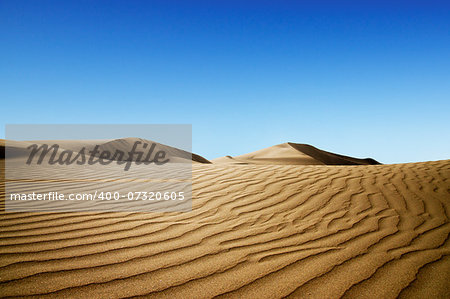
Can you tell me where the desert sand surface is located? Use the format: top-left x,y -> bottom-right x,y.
0,139 -> 449,298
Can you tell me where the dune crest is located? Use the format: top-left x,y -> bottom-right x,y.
212,142 -> 381,165
1,138 -> 211,164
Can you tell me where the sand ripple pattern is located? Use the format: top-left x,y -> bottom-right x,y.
0,161 -> 449,298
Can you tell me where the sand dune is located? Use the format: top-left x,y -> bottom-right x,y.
1,138 -> 211,164
212,142 -> 381,165
0,140 -> 449,298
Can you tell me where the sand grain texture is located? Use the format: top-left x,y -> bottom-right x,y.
0,142 -> 449,298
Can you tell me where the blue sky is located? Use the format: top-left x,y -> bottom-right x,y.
1,0 -> 449,163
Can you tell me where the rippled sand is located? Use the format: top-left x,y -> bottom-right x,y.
1,159 -> 449,298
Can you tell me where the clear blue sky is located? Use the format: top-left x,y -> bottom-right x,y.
1,0 -> 449,163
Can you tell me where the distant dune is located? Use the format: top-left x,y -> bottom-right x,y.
0,138 -> 211,164
1,139 -> 449,298
213,142 -> 381,165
